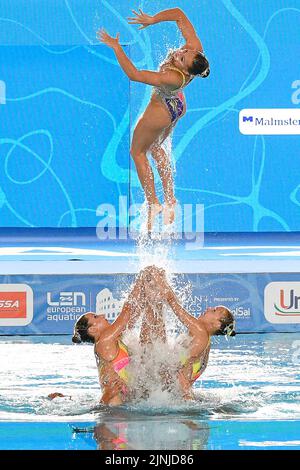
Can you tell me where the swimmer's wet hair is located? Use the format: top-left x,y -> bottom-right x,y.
215,307 -> 236,337
72,314 -> 94,344
188,51 -> 210,78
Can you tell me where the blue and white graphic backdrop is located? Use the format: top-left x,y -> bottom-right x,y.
0,0 -> 299,231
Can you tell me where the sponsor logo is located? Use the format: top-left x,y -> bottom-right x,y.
47,291 -> 86,307
243,116 -> 253,123
231,306 -> 251,318
265,282 -> 300,324
275,289 -> 300,315
96,288 -> 122,323
46,291 -> 86,319
239,109 -> 300,135
0,284 -> 33,326
183,296 -> 251,320
0,293 -> 26,318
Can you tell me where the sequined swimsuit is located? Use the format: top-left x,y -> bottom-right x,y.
152,52 -> 193,125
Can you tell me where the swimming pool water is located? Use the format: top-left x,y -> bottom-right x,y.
0,333 -> 299,450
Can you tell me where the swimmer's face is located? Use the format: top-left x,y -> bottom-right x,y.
173,49 -> 198,74
85,312 -> 108,336
203,306 -> 230,333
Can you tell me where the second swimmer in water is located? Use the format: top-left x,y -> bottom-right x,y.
97,8 -> 210,231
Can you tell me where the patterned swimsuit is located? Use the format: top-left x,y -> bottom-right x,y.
152,52 -> 193,125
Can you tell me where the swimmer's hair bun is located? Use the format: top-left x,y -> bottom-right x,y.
188,51 -> 210,78
201,67 -> 210,78
72,332 -> 82,344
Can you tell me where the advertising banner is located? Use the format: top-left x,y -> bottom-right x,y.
1,272 -> 300,335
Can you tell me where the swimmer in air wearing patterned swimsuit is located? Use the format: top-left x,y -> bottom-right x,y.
97,8 -> 210,231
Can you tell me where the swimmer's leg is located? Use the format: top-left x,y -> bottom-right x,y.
139,302 -> 174,390
130,112 -> 170,230
151,136 -> 177,225
139,302 -> 166,346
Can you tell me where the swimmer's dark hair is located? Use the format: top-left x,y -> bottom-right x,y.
188,52 -> 210,78
72,315 -> 94,344
215,308 -> 236,337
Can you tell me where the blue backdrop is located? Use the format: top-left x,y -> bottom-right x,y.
0,0 -> 299,231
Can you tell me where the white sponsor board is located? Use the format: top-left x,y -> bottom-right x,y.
240,109 -> 300,135
264,282 -> 300,324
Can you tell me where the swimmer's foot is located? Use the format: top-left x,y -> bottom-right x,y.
163,199 -> 177,225
147,202 -> 163,232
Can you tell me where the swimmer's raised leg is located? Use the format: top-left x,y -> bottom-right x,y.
139,302 -> 166,346
139,284 -> 174,390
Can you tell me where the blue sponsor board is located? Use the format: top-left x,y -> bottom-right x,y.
0,272 -> 300,335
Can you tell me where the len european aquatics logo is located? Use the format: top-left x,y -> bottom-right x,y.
239,109 -> 300,135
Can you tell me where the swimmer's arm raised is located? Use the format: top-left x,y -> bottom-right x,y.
165,290 -> 198,331
154,8 -> 203,51
128,8 -> 203,51
105,276 -> 145,340
110,45 -> 181,87
97,30 -> 182,87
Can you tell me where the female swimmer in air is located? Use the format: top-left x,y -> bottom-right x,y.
97,8 -> 210,230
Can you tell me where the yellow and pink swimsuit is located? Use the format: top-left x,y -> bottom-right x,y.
180,338 -> 211,383
96,340 -> 131,401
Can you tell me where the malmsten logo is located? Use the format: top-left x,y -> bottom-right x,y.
275,289 -> 300,316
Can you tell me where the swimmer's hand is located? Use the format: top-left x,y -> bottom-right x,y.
142,266 -> 171,300
127,9 -> 155,30
96,29 -> 120,49
47,392 -> 72,400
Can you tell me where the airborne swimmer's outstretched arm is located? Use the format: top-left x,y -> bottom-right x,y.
96,30 -> 185,89
128,8 -> 203,52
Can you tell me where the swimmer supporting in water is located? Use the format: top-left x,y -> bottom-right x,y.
71,267 -> 167,406
72,271 -> 146,406
144,267 -> 236,400
97,8 -> 210,231
69,267 -> 234,405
